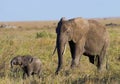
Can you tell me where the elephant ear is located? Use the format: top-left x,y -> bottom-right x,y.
56,17 -> 66,34
28,57 -> 33,63
61,17 -> 66,21
72,18 -> 89,43
22,55 -> 33,64
17,56 -> 22,65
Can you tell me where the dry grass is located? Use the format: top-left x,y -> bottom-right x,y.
0,21 -> 57,29
0,18 -> 120,84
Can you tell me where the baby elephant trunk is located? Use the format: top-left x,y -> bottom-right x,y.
10,60 -> 16,72
10,61 -> 14,72
11,61 -> 14,69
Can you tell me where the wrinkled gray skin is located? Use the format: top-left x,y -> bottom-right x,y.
54,17 -> 109,74
11,55 -> 42,79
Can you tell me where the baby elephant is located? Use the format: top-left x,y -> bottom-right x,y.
10,55 -> 42,79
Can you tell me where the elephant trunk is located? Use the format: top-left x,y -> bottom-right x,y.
11,61 -> 13,68
10,60 -> 14,72
55,37 -> 66,74
10,59 -> 17,71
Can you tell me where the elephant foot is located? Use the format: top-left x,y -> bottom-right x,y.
71,64 -> 75,69
98,66 -> 107,74
55,71 -> 59,75
71,60 -> 80,69
98,68 -> 107,77
55,69 -> 61,75
23,73 -> 27,79
71,63 -> 79,69
55,66 -> 63,75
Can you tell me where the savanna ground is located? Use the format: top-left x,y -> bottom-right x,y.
0,18 -> 120,84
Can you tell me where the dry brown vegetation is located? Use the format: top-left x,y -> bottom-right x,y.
0,21 -> 57,29
0,18 -> 120,84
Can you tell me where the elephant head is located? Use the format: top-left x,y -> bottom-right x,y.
55,17 -> 89,74
11,55 -> 22,69
10,55 -> 33,70
21,55 -> 33,67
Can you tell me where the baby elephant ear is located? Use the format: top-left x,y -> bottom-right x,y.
29,58 -> 33,63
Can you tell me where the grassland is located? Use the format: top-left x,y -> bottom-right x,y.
0,18 -> 120,84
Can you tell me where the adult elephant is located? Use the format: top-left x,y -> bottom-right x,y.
54,17 -> 109,74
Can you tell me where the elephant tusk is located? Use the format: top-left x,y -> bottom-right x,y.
62,43 -> 67,56
52,45 -> 57,56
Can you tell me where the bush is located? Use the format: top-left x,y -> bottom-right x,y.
36,31 -> 49,38
36,31 -> 55,38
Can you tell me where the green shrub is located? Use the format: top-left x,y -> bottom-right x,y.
36,31 -> 55,38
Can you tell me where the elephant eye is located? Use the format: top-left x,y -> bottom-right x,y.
66,28 -> 71,34
66,31 -> 69,34
13,62 -> 16,65
66,30 -> 70,36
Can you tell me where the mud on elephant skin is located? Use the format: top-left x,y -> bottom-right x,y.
10,55 -> 42,79
54,17 -> 110,74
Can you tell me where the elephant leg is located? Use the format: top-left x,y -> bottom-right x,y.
69,41 -> 75,67
71,37 -> 85,68
24,67 -> 32,78
37,69 -> 42,78
98,50 -> 107,72
98,42 -> 108,72
22,67 -> 28,79
71,44 -> 84,68
94,55 -> 100,68
27,70 -> 32,77
23,72 -> 27,79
